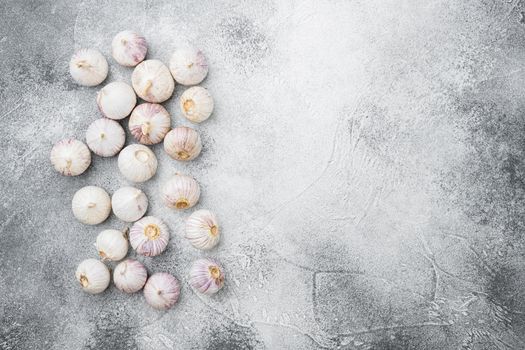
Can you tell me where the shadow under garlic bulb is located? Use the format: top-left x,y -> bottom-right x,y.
163,126 -> 202,161
185,209 -> 220,250
129,103 -> 171,145
161,173 -> 200,210
85,118 -> 126,157
71,186 -> 111,225
189,258 -> 225,295
131,59 -> 174,103
69,48 -> 108,86
169,47 -> 208,86
129,216 -> 169,257
112,30 -> 147,67
180,86 -> 214,123
97,82 -> 137,120
117,144 -> 158,183
50,138 -> 91,176
143,272 -> 180,310
75,259 -> 110,294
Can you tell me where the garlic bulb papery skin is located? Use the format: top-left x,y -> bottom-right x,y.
185,210 -> 219,250
112,30 -> 147,67
69,48 -> 108,86
129,103 -> 171,145
72,186 -> 111,225
97,82 -> 137,120
50,139 -> 91,176
85,118 -> 125,157
161,174 -> 200,210
180,86 -> 214,123
131,60 -> 175,103
95,229 -> 129,261
129,216 -> 169,257
189,258 -> 225,295
111,187 -> 148,222
75,259 -> 110,294
118,144 -> 158,183
113,259 -> 147,293
163,126 -> 202,161
143,272 -> 180,310
169,47 -> 208,86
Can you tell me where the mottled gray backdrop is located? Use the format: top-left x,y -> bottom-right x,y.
1,0 -> 525,349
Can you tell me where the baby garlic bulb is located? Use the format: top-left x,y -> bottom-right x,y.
95,229 -> 129,261
161,174 -> 200,210
85,118 -> 125,157
69,48 -> 108,86
143,272 -> 180,310
189,258 -> 225,295
180,86 -> 214,123
111,187 -> 148,222
163,126 -> 202,161
131,59 -> 174,103
169,47 -> 208,86
50,139 -> 91,176
185,210 -> 219,250
72,186 -> 111,225
118,144 -> 158,183
113,259 -> 148,293
112,30 -> 147,67
130,216 -> 169,257
75,259 -> 110,294
97,82 -> 137,120
129,103 -> 171,145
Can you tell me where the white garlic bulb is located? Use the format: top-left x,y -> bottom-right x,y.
189,258 -> 225,295
112,30 -> 147,67
50,139 -> 91,176
118,144 -> 158,183
169,47 -> 208,86
143,272 -> 180,310
85,118 -> 126,157
75,259 -> 110,294
180,86 -> 214,123
111,187 -> 148,222
113,259 -> 148,293
69,48 -> 108,86
95,229 -> 129,261
129,103 -> 171,145
163,126 -> 202,161
72,186 -> 111,225
185,210 -> 219,250
161,174 -> 200,210
97,82 -> 137,120
131,59 -> 175,103
129,216 -> 169,257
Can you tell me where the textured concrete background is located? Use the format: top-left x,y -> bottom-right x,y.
1,0 -> 525,349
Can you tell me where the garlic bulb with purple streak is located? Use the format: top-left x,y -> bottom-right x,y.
169,47 -> 208,86
163,126 -> 202,161
131,60 -> 174,103
97,82 -> 137,120
95,229 -> 129,261
161,174 -> 200,210
85,118 -> 125,157
143,272 -> 180,310
185,210 -> 219,250
189,258 -> 224,295
69,48 -> 108,86
112,30 -> 147,67
129,103 -> 171,145
113,259 -> 147,293
72,186 -> 111,225
111,187 -> 148,222
50,139 -> 91,176
118,144 -> 158,183
180,86 -> 214,123
75,259 -> 110,294
129,216 -> 169,256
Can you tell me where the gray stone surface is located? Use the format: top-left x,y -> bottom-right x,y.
1,0 -> 525,349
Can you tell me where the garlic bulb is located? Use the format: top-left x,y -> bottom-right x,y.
50,139 -> 91,176
118,144 -> 158,183
129,103 -> 171,145
163,126 -> 202,161
180,86 -> 214,123
131,60 -> 175,103
72,186 -> 111,225
111,187 -> 148,222
85,118 -> 125,157
75,259 -> 110,294
189,258 -> 225,295
97,82 -> 137,120
185,210 -> 219,250
169,47 -> 208,86
143,272 -> 180,310
161,174 -> 200,210
112,30 -> 147,67
129,216 -> 169,257
113,259 -> 147,293
95,229 -> 129,261
69,48 -> 108,86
